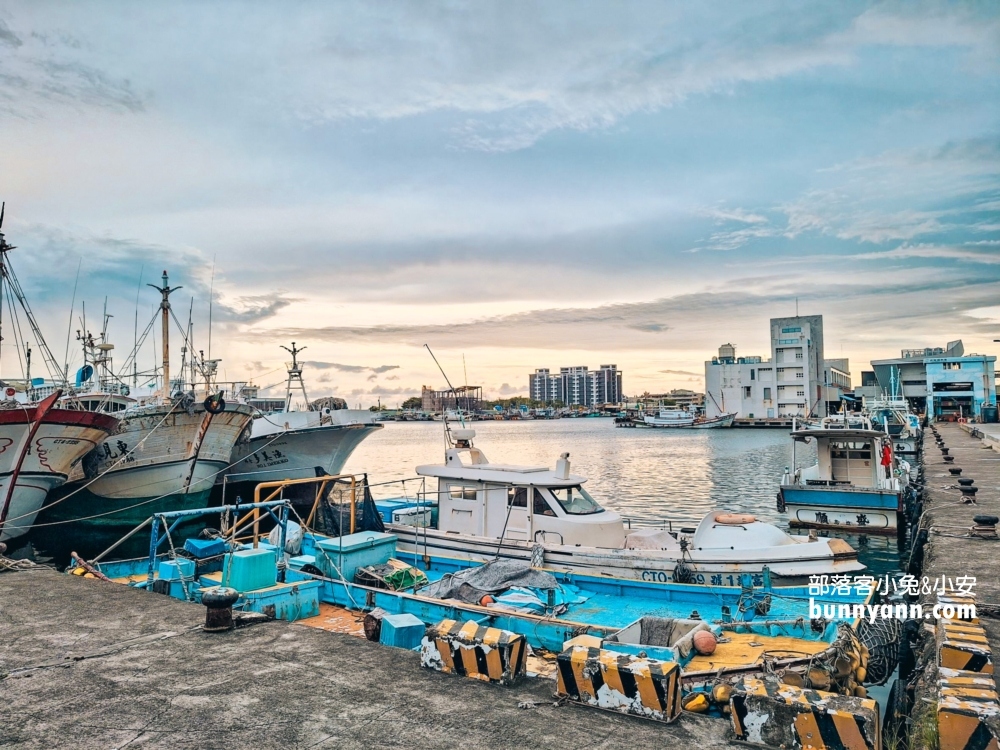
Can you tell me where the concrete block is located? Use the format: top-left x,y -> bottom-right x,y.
731,678 -> 880,750
421,619 -> 526,686
556,645 -> 681,723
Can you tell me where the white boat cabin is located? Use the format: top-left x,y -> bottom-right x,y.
786,427 -> 901,492
416,430 -> 627,547
644,409 -> 695,426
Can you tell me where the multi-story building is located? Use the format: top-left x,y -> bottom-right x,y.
705,315 -> 840,419
528,364 -> 622,406
870,341 -> 996,420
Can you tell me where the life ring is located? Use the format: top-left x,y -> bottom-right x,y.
716,513 -> 756,525
957,417 -> 967,424
204,395 -> 226,414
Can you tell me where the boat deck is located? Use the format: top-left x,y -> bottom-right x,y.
685,632 -> 831,672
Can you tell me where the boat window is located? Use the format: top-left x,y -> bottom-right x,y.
508,487 -> 528,508
831,441 -> 871,460
547,485 -> 604,515
533,490 -> 557,516
448,485 -> 477,501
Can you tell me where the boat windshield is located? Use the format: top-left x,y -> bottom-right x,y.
547,485 -> 604,515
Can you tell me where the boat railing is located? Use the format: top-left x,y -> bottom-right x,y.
621,517 -> 695,533
356,477 -> 702,535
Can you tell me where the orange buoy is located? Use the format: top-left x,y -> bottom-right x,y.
693,630 -> 718,655
479,595 -> 495,606
715,513 -> 756,525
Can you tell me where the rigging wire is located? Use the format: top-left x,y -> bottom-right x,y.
61,258 -> 82,383
23,423 -> 289,528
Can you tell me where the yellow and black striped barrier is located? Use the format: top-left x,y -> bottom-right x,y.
938,616 -> 994,675
419,619 -> 527,686
730,679 -> 880,750
555,645 -> 682,723
937,669 -> 1000,750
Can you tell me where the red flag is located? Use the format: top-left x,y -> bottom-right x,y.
880,443 -> 892,467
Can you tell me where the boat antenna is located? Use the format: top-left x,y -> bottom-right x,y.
62,258 -> 82,384
132,264 -> 143,387
208,255 -> 215,363
424,344 -> 466,429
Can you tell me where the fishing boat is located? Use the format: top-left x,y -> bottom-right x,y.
0,391 -> 120,543
225,343 -> 382,488
0,205 -> 121,544
865,369 -> 922,459
376,425 -> 863,584
777,417 -> 914,535
641,408 -> 736,428
69,495 -> 884,699
42,271 -> 253,538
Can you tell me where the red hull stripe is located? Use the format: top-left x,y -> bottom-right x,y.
0,407 -> 118,431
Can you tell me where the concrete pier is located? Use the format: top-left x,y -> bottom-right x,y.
918,422 -> 1000,671
0,568 -> 738,749
910,423 -> 1000,747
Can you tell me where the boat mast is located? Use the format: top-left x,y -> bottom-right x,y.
280,342 -> 307,412
148,270 -> 181,398
0,203 -> 68,387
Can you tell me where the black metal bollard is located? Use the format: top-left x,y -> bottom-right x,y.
201,586 -> 240,632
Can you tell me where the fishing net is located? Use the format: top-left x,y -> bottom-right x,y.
311,475 -> 386,537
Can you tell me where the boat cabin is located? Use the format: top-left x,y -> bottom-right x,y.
415,431 -> 627,547
788,428 -> 899,491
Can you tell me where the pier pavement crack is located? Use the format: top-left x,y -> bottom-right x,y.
3,627 -> 200,678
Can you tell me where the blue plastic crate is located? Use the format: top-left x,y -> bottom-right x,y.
314,532 -> 396,582
222,548 -> 277,591
380,613 -> 426,650
158,558 -> 195,581
183,537 -> 227,559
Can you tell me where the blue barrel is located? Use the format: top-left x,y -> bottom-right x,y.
982,405 -> 999,423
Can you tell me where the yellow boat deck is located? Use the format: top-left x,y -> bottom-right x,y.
685,632 -> 830,672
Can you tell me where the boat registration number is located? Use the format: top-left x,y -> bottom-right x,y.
640,570 -> 765,587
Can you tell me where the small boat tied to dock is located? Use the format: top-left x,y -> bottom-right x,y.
65,473 -> 895,734
375,422 -> 863,585
777,415 -> 918,536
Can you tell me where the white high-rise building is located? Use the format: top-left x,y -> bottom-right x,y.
528,365 -> 622,406
705,315 -> 838,419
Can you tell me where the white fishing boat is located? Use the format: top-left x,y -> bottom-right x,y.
43,271 -> 254,537
864,369 -> 921,458
641,408 -> 736,428
379,425 -> 863,585
0,391 -> 119,543
226,343 -> 382,485
0,205 -> 121,543
777,417 -> 914,536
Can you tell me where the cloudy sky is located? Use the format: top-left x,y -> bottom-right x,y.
1,2 -> 998,405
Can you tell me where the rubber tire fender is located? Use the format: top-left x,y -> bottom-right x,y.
204,395 -> 226,414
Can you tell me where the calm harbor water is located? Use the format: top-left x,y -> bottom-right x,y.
344,418 -> 904,577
